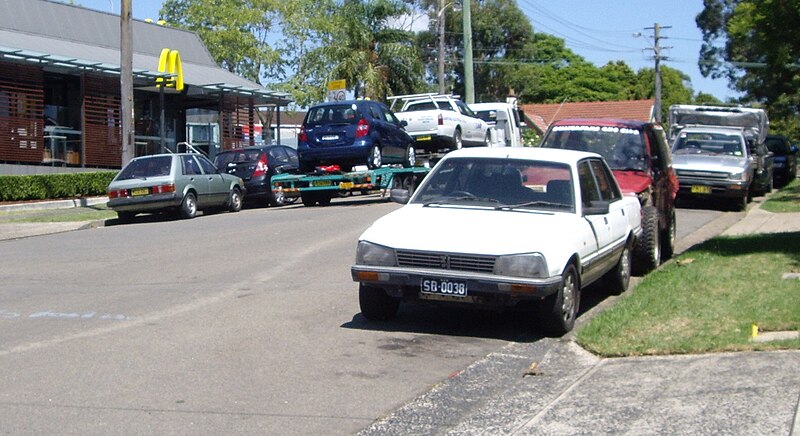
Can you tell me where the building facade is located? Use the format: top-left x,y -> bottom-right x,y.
0,0 -> 292,175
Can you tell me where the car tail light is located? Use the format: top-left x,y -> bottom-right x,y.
152,184 -> 176,194
298,126 -> 308,143
253,153 -> 268,177
108,189 -> 127,198
356,118 -> 370,138
438,113 -> 443,126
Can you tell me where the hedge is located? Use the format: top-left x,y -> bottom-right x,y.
0,171 -> 118,202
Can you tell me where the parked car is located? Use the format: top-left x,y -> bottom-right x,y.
213,145 -> 300,207
540,118 -> 678,274
671,126 -> 770,210
351,147 -> 642,336
297,100 -> 415,172
107,153 -> 244,222
388,93 -> 492,152
765,135 -> 798,186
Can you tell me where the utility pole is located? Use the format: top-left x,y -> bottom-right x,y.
462,0 -> 474,103
120,0 -> 135,166
645,23 -> 670,123
437,0 -> 446,95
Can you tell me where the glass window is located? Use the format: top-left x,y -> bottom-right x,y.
578,161 -> 601,206
589,159 -> 621,201
270,147 -> 289,164
412,157 -> 574,212
182,155 -> 201,175
197,155 -> 218,174
117,156 -> 173,180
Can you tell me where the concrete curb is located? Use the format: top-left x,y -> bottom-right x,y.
0,196 -> 108,213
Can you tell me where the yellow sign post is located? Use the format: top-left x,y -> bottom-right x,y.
327,79 -> 346,102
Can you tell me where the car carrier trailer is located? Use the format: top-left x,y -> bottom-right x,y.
271,165 -> 432,207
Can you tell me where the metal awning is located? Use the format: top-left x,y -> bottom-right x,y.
0,45 -> 292,106
0,45 -> 172,81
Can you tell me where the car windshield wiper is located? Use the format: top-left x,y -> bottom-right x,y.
424,195 -> 501,206
497,200 -> 569,210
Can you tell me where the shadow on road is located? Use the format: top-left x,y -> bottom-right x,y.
341,283 -> 615,342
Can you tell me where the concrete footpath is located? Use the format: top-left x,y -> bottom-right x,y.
361,200 -> 800,435
2,197 -> 800,434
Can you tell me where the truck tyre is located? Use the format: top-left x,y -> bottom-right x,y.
403,145 -> 416,168
661,209 -> 676,260
301,193 -> 317,207
117,211 -> 135,223
268,186 -> 286,207
451,129 -> 463,151
180,192 -> 197,219
633,206 -> 660,275
367,145 -> 382,169
538,264 -> 579,336
359,284 -> 399,321
317,194 -> 332,206
604,240 -> 632,295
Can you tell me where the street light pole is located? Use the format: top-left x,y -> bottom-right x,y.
120,0 -> 135,166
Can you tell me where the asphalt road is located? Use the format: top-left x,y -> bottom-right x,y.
0,195 -> 731,434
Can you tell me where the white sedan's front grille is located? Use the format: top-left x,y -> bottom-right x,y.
396,250 -> 496,273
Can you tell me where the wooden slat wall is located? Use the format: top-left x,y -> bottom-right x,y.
82,74 -> 121,167
221,95 -> 255,151
0,64 -> 44,163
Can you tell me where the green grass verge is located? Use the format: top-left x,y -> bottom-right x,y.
761,178 -> 800,212
4,206 -> 117,223
576,232 -> 800,357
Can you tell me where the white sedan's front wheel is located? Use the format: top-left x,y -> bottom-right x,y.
538,264 -> 580,336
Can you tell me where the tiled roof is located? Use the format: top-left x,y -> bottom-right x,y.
521,99 -> 655,132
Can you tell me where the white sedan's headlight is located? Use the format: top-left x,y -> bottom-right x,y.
356,241 -> 397,266
494,253 -> 548,278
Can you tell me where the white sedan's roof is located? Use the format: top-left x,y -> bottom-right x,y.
443,146 -> 601,165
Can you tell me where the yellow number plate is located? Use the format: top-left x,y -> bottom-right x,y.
339,182 -> 354,190
311,180 -> 332,187
131,188 -> 150,196
690,185 -> 712,194
416,135 -> 432,141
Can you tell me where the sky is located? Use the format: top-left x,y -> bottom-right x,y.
73,0 -> 739,102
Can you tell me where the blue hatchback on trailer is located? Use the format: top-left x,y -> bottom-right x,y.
297,100 -> 416,172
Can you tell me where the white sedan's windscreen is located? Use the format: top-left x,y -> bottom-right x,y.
412,158 -> 574,212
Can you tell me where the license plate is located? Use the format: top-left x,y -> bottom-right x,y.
421,277 -> 468,297
339,182 -> 354,190
130,188 -> 150,196
416,135 -> 432,141
321,135 -> 339,141
311,180 -> 332,187
691,185 -> 712,194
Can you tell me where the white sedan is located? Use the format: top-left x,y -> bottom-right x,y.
351,147 -> 642,335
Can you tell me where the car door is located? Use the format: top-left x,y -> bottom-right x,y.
181,154 -> 211,204
455,100 -> 483,142
373,102 -> 408,161
578,159 -> 627,282
197,155 -> 230,206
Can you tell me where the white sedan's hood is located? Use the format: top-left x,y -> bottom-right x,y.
359,204 -> 579,255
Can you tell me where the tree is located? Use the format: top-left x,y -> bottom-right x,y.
697,0 -> 800,136
313,0 -> 425,101
160,0 -> 281,84
634,66 -> 694,122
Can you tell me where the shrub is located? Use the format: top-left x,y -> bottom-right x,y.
0,172 -> 117,202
